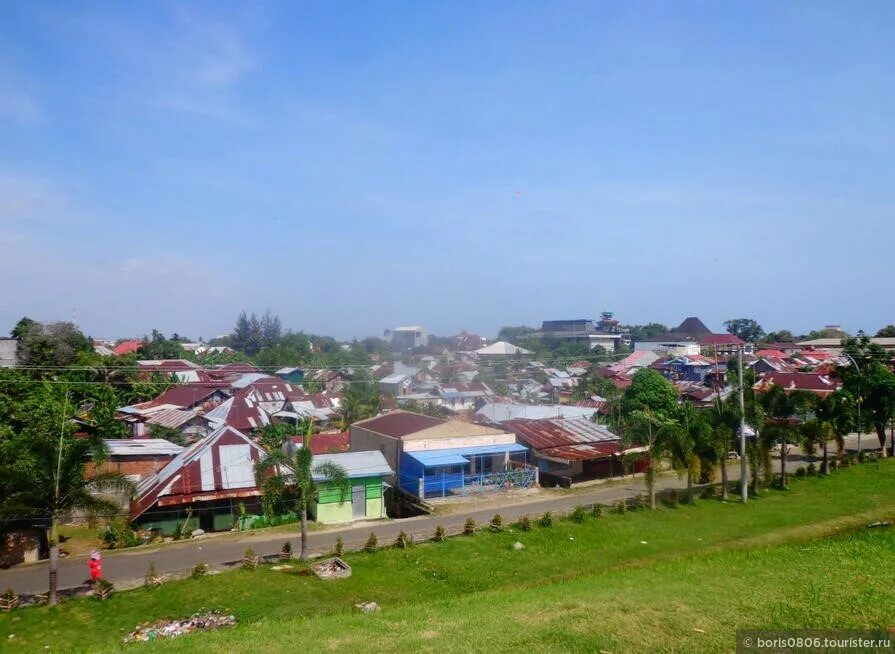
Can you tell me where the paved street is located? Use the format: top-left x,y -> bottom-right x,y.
0,438 -> 874,596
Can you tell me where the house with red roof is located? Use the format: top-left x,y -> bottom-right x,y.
113,340 -> 143,356
131,424 -> 283,535
753,372 -> 841,398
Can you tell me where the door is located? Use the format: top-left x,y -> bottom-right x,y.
351,484 -> 365,519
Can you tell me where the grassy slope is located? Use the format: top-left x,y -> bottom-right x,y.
1,460 -> 893,653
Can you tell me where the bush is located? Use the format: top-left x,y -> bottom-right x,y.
828,459 -> 839,473
636,494 -> 649,510
433,525 -> 447,542
463,518 -> 476,536
666,489 -> 679,507
364,533 -> 378,552
490,514 -> 504,531
569,505 -> 587,523
191,562 -> 208,578
517,515 -> 532,531
591,504 -> 603,519
538,512 -> 553,528
335,536 -> 344,557
614,500 -> 626,515
394,530 -> 412,549
794,467 -> 807,478
100,518 -> 139,549
806,463 -> 818,477
281,541 -> 292,554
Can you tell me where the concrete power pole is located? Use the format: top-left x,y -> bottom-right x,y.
738,344 -> 748,503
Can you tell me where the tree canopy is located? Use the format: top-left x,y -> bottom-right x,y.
724,318 -> 765,343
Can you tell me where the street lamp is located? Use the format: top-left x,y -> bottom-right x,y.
842,353 -> 863,453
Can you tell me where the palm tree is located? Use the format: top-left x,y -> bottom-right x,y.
1,436 -> 133,606
814,390 -> 855,474
254,424 -> 350,561
624,408 -> 667,509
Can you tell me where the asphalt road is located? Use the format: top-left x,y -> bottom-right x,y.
0,471 -> 716,595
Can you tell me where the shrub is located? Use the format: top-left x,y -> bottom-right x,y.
828,459 -> 839,473
490,514 -> 504,531
538,512 -> 553,528
666,489 -> 679,507
795,466 -> 807,478
394,530 -> 412,549
191,562 -> 208,578
614,500 -> 626,515
433,525 -> 447,542
570,505 -> 586,523
463,518 -> 476,536
591,504 -> 603,519
806,463 -> 818,477
364,533 -> 378,552
517,515 -> 532,531
636,494 -> 649,510
281,541 -> 292,554
335,536 -> 344,557
100,518 -> 139,549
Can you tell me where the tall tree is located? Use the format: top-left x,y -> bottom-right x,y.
812,390 -> 855,473
260,310 -> 282,349
16,320 -> 93,369
839,336 -> 895,455
723,318 -> 766,343
0,384 -> 133,605
875,325 -> 895,338
137,330 -> 187,360
254,424 -> 348,560
622,368 -> 679,422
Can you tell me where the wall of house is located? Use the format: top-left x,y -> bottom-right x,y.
313,477 -> 385,523
350,428 -> 400,483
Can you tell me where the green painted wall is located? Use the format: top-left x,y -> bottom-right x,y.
313,476 -> 386,523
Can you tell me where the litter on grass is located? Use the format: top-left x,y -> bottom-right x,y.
312,557 -> 352,580
123,610 -> 236,644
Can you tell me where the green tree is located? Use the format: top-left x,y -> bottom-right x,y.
812,390 -> 855,473
622,322 -> 668,342
758,386 -> 812,488
622,368 -> 679,422
765,329 -> 795,343
875,325 -> 895,338
15,320 -> 93,369
723,318 -> 766,343
0,385 -> 133,606
839,335 -> 895,455
137,330 -> 187,360
253,425 -> 349,561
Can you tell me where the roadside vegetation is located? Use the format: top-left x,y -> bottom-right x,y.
1,459 -> 892,653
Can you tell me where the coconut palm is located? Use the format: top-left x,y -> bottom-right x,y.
813,390 -> 855,473
1,435 -> 133,606
254,423 -> 349,561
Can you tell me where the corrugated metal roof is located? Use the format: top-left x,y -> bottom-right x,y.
144,408 -> 202,429
104,439 -> 184,457
312,450 -> 393,479
503,417 -> 619,453
354,411 -> 446,438
476,402 -> 597,422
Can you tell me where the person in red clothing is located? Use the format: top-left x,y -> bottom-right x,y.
88,550 -> 102,583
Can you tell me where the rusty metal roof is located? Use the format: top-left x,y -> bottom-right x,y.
503,417 -> 619,454
353,411 -> 445,438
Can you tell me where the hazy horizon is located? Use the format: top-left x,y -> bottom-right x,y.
2,2 -> 893,341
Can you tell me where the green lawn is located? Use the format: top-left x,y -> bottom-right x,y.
2,460 -> 894,654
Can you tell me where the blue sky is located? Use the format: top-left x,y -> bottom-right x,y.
1,1 -> 893,341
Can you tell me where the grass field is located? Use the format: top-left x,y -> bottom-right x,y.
1,460 -> 894,653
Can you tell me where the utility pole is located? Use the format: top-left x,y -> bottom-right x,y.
738,344 -> 748,503
843,353 -> 862,453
